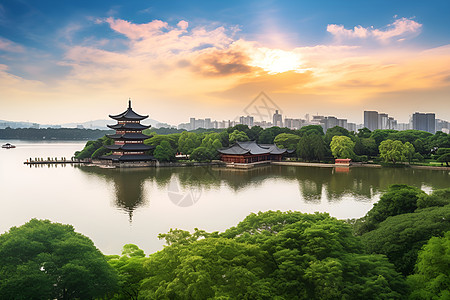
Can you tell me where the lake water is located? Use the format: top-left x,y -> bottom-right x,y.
1,140 -> 449,255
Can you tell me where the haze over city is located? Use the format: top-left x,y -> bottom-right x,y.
0,0 -> 449,125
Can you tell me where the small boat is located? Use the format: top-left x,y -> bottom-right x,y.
2,143 -> 16,149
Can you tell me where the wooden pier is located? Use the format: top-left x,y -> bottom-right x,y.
24,158 -> 91,165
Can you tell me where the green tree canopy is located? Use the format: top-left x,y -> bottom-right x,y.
325,126 -> 351,145
74,136 -> 114,159
435,148 -> 450,167
107,244 -> 149,300
371,129 -> 397,147
297,125 -> 324,137
222,211 -> 406,299
357,127 -> 372,138
274,133 -> 301,150
229,130 -> 250,144
153,140 -> 176,162
417,188 -> 450,209
361,204 -> 450,275
330,135 -> 355,159
297,134 -> 327,162
354,185 -> 426,234
407,231 -> 450,300
379,139 -> 412,164
177,131 -> 201,155
0,219 -> 117,299
190,147 -> 212,162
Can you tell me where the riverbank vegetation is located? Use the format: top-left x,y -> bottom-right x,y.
1,185 -> 449,299
74,125 -> 450,167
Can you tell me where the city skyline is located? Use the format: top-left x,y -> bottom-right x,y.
0,1 -> 449,124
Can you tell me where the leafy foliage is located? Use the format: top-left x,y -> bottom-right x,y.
228,129 -> 250,144
153,140 -> 176,162
0,219 -> 118,299
407,231 -> 450,300
361,205 -> 450,275
74,136 -> 113,159
417,188 -> 450,209
325,126 -> 351,145
355,185 -> 426,234
435,148 -> 450,167
274,133 -> 300,150
297,134 -> 328,162
379,139 -> 414,164
330,135 -> 355,159
107,244 -> 149,300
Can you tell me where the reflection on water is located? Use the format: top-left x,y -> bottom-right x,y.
77,165 -> 450,222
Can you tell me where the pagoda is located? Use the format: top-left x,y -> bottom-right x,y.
101,100 -> 155,162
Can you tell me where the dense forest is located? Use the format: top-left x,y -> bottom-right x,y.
1,185 -> 449,299
75,125 -> 450,166
0,127 -> 113,140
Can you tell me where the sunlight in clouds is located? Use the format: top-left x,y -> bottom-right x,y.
0,14 -> 449,124
248,48 -> 304,74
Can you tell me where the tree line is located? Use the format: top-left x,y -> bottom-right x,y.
0,127 -> 113,140
75,124 -> 450,165
1,185 -> 449,299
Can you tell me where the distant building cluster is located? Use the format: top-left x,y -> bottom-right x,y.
178,110 -> 449,134
363,111 -> 449,134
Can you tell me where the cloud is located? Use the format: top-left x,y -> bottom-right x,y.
1,16 -> 449,124
0,37 -> 25,53
191,47 -> 255,77
327,17 -> 422,42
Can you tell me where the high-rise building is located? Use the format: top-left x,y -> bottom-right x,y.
347,123 -> 357,132
239,115 -> 254,127
284,118 -> 304,129
436,119 -> 449,133
412,112 -> 435,134
378,113 -> 388,129
320,116 -> 338,131
273,110 -> 283,127
337,118 -> 347,129
205,118 -> 212,129
364,111 -> 379,131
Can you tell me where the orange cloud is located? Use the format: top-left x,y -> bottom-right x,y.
1,17 -> 449,124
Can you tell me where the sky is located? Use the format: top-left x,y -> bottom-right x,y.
0,0 -> 449,125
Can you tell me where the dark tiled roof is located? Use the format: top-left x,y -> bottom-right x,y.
259,144 -> 288,155
104,143 -> 153,151
106,133 -> 150,140
109,106 -> 148,121
100,154 -> 155,161
217,143 -> 249,155
107,123 -> 151,130
218,141 -> 288,155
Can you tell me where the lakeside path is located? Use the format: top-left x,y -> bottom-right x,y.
273,161 -> 450,171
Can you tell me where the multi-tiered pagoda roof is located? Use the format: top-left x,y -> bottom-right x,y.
101,100 -> 155,162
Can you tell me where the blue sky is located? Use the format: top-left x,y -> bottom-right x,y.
1,0 -> 449,124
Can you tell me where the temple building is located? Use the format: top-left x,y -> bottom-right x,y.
101,100 -> 155,162
218,141 -> 292,163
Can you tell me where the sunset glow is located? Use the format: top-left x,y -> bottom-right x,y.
249,48 -> 304,74
0,1 -> 449,125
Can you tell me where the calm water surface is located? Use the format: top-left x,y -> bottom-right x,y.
1,140 -> 449,254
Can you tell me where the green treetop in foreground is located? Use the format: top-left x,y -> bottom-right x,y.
4,186 -> 450,299
0,219 -> 117,299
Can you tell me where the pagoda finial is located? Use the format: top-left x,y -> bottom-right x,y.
128,98 -> 131,109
